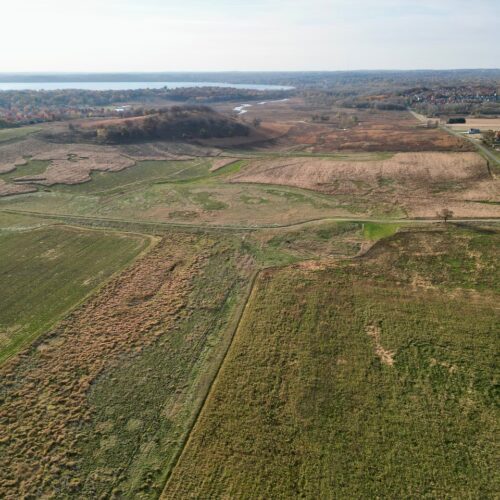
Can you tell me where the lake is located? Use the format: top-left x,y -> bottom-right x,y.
0,81 -> 292,91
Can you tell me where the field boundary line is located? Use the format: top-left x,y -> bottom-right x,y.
159,268 -> 261,497
0,226 -> 157,367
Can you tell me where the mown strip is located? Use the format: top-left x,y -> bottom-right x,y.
0,225 -> 149,365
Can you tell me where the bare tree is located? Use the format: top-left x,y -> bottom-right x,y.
437,208 -> 454,223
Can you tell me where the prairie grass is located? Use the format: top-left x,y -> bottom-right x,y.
0,231 -> 256,498
163,226 -> 499,498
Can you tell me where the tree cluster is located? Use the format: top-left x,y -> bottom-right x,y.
72,106 -> 250,144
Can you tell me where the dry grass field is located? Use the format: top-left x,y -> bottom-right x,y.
230,152 -> 500,218
447,117 -> 500,132
217,98 -> 476,153
230,152 -> 489,193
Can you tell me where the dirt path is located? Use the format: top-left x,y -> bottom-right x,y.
2,208 -> 499,234
159,269 -> 261,497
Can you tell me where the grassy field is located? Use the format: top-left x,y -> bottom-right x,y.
0,210 -> 52,230
0,159 -> 49,182
0,126 -> 41,143
0,230 -> 262,498
0,225 -> 149,364
51,159 -> 212,195
0,168 -> 402,226
163,225 -> 499,498
362,221 -> 401,240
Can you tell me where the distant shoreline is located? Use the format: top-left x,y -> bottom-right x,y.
0,81 -> 293,92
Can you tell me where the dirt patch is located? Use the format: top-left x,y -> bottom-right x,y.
0,179 -> 37,196
366,324 -> 395,366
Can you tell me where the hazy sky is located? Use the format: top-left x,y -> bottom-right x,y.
1,0 -> 498,72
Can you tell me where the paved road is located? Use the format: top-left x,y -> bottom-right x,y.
408,109 -> 500,170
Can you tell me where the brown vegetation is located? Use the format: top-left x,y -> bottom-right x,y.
282,110 -> 476,153
0,179 -> 37,196
231,152 -> 489,194
17,149 -> 135,185
216,99 -> 476,153
0,235 -> 209,497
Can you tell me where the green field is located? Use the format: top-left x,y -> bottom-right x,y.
52,159 -> 212,194
0,159 -> 49,183
163,226 -> 499,498
0,155 -> 406,226
0,125 -> 41,143
362,221 -> 401,240
0,225 -> 149,364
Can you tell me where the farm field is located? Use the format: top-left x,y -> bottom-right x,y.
0,224 -> 149,364
163,225 -> 500,499
447,117 -> 500,132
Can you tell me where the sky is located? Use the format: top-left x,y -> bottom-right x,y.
1,0 -> 498,72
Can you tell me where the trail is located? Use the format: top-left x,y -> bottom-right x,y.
2,208 -> 499,234
159,269 -> 261,498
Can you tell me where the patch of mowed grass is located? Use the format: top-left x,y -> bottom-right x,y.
363,221 -> 401,240
0,125 -> 41,143
163,227 -> 499,499
0,225 -> 148,364
0,211 -> 51,230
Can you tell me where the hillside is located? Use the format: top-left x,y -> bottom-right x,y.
66,106 -> 251,144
